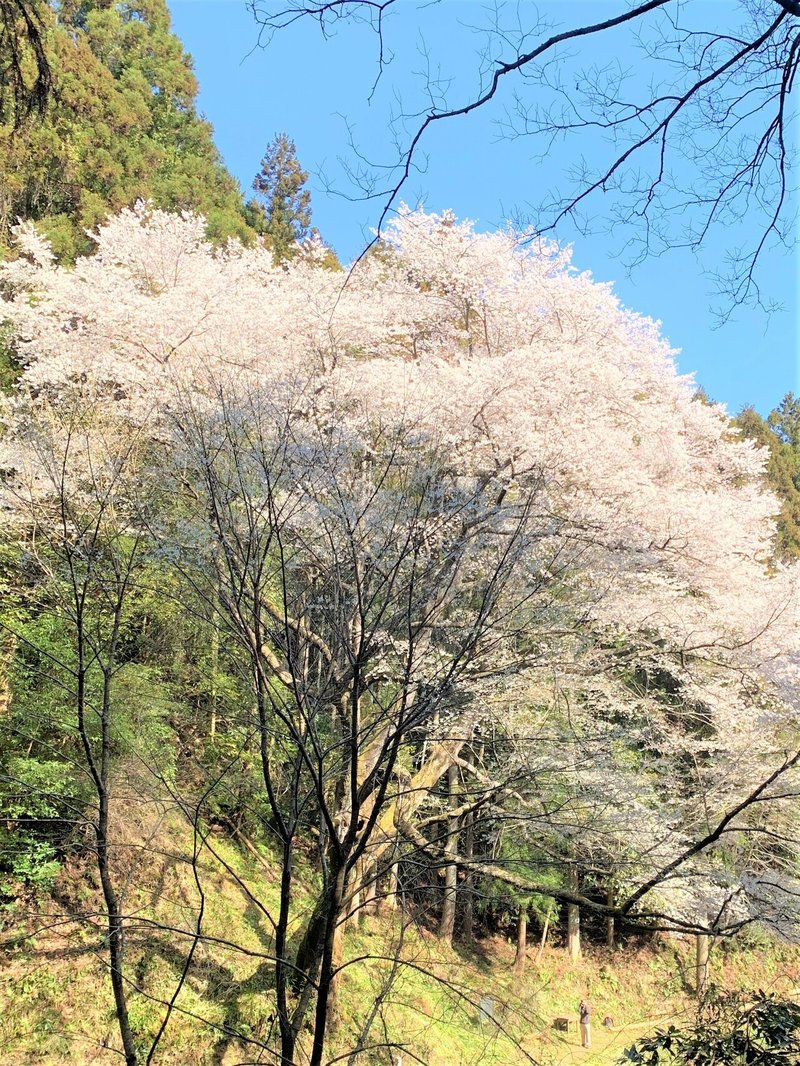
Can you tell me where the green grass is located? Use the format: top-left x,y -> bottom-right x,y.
1,800 -> 798,1064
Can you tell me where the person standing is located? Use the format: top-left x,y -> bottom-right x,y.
579,998 -> 592,1049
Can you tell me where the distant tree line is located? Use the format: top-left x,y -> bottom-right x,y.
735,392 -> 800,559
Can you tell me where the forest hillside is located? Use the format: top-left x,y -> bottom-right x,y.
3,787 -> 800,1064
1,5 -> 800,1066
0,0 -> 260,256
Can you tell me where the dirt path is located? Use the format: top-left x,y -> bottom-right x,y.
547,1025 -> 645,1064
537,1012 -> 684,1065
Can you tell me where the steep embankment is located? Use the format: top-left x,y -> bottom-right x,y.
2,788 -> 798,1065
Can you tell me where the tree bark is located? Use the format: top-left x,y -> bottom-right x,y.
462,808 -> 474,942
514,903 -> 528,976
606,882 -> 615,950
308,866 -> 348,1066
362,859 -> 378,916
98,816 -> 138,1065
567,864 -> 581,961
325,909 -> 347,1036
378,846 -> 399,914
389,857 -> 399,910
372,737 -> 466,867
460,738 -> 481,943
696,933 -> 710,998
346,857 -> 363,929
78,632 -> 138,1065
534,916 -> 550,966
439,762 -> 459,943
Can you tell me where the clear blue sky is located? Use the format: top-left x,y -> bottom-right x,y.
168,0 -> 798,416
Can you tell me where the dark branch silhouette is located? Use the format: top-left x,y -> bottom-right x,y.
249,0 -> 799,310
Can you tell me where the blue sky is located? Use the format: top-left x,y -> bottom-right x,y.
168,0 -> 798,416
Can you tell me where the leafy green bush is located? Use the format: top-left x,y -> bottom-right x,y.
621,990 -> 800,1064
0,757 -> 83,892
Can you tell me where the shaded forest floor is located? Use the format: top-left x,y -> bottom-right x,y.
1,786 -> 799,1064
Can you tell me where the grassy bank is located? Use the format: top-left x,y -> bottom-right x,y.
2,794 -> 798,1064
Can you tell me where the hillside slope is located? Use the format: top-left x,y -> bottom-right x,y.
2,787 -> 798,1065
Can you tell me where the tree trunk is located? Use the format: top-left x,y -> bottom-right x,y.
325,911 -> 347,1036
98,828 -> 138,1065
606,882 -> 615,950
379,849 -> 399,914
462,808 -> 474,942
372,737 -> 466,868
347,858 -> 363,930
362,860 -> 378,916
696,933 -> 710,998
349,885 -> 362,928
460,738 -> 482,943
79,650 -> 138,1065
439,762 -> 459,943
209,563 -> 221,737
534,916 -> 550,966
307,867 -> 348,1066
567,864 -> 581,961
514,903 -> 528,976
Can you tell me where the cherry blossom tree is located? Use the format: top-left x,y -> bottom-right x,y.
157,383 -> 557,1061
2,201 -> 799,1060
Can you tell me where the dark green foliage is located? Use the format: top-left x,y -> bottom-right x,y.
251,132 -> 312,261
0,0 -> 51,128
0,0 -> 257,258
769,393 -> 800,450
0,604 -> 89,892
0,756 -> 81,891
0,544 -> 179,891
734,393 -> 800,559
620,991 -> 800,1065
473,819 -> 561,926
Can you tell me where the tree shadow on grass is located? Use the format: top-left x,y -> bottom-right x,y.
131,933 -> 278,1065
16,845 -> 282,1065
671,946 -> 697,998
452,933 -> 498,974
